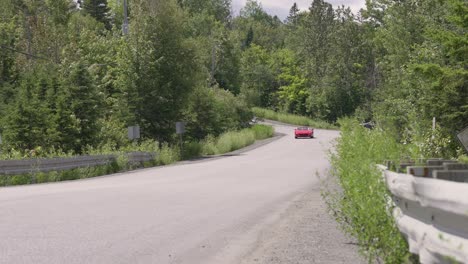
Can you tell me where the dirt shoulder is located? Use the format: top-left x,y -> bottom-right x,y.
239,183 -> 365,264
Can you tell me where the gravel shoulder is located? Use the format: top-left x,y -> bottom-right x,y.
239,178 -> 365,264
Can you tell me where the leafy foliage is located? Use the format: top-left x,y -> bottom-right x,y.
0,0 -> 465,167
0,0 -> 252,157
329,118 -> 413,263
81,0 -> 111,29
252,107 -> 337,129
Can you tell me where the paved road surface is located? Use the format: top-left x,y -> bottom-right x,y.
0,124 -> 364,264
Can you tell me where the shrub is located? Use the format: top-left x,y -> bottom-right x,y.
36,172 -> 49,183
251,124 -> 274,140
459,155 -> 468,164
10,174 -> 31,186
328,118 -> 411,263
182,142 -> 203,159
156,143 -> 181,165
60,169 -> 79,181
201,135 -> 218,155
185,87 -> 252,141
116,153 -> 130,171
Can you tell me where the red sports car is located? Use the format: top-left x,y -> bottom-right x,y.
295,127 -> 314,139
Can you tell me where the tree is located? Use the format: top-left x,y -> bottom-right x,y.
56,62 -> 102,153
302,0 -> 334,81
242,26 -> 254,49
240,44 -> 275,107
286,3 -> 300,25
178,0 -> 232,23
81,0 -> 111,30
273,49 -> 308,114
125,0 -> 202,142
236,0 -> 285,49
3,66 -> 60,150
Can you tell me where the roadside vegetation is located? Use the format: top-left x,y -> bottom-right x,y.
252,108 -> 337,129
0,125 -> 274,187
326,117 -> 465,263
326,119 -> 411,263
0,0 -> 466,262
0,0 -> 464,159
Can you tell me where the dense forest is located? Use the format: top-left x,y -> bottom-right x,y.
0,0 -> 466,156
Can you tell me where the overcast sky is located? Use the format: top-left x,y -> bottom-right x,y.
232,0 -> 366,19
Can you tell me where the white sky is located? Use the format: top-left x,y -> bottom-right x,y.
232,0 -> 366,19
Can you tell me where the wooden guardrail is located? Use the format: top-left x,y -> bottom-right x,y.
379,159 -> 468,263
0,152 -> 156,175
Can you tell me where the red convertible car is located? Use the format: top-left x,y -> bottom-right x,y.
295,127 -> 314,139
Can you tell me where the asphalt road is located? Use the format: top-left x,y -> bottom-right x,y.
0,123 -> 364,264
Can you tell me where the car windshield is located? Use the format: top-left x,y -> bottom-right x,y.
297,127 -> 308,130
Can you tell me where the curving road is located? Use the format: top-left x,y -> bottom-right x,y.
0,123 -> 363,264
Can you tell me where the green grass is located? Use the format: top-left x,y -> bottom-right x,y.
0,163 -> 122,187
252,107 -> 337,129
459,155 -> 468,164
251,123 -> 275,140
194,124 -> 274,157
215,129 -> 256,154
0,125 -> 275,187
326,118 -> 413,263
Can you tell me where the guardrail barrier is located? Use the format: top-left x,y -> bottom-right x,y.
0,152 -> 155,175
379,159 -> 468,263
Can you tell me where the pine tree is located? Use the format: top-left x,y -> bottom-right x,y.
242,26 -> 254,49
81,0 -> 111,30
286,3 -> 300,25
3,67 -> 59,150
56,62 -> 102,153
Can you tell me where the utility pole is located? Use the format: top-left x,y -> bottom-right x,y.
122,0 -> 129,35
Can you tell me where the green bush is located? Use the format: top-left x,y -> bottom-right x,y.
459,155 -> 468,164
201,135 -> 218,155
156,143 -> 181,165
48,171 -> 60,182
182,142 -> 203,159
185,87 -> 253,141
115,153 -> 130,171
328,118 -> 411,263
0,175 -> 7,186
9,174 -> 31,186
253,107 -> 337,129
36,172 -> 49,183
60,169 -> 79,181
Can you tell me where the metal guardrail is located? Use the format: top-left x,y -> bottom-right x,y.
379,160 -> 468,264
0,152 -> 156,175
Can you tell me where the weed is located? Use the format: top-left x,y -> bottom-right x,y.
0,125 -> 275,186
329,118 -> 412,263
156,143 -> 181,165
252,107 -> 337,129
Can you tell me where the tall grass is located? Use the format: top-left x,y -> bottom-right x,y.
327,118 -> 412,263
198,124 -> 274,156
252,107 -> 337,129
251,123 -> 275,140
1,125 -> 275,186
